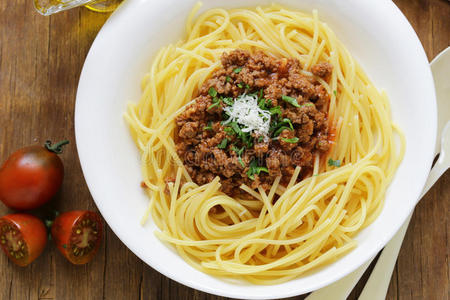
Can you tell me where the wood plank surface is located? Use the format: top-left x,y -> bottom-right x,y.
0,0 -> 448,299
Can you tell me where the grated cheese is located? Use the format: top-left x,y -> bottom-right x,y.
222,94 -> 271,138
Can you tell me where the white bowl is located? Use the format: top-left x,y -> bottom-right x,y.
75,0 -> 436,298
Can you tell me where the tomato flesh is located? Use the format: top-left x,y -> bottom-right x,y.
0,146 -> 64,210
0,214 -> 47,266
52,211 -> 103,265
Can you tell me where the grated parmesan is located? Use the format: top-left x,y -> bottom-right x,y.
222,94 -> 271,138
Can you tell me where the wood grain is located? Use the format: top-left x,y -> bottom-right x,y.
0,0 -> 448,299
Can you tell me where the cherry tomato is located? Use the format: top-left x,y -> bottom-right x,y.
51,211 -> 103,265
0,140 -> 68,210
0,214 -> 47,266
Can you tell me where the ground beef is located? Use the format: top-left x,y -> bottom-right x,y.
175,49 -> 332,196
311,62 -> 333,79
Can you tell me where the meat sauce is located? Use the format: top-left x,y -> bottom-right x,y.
175,49 -> 333,196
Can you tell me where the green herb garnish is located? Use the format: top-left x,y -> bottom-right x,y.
238,157 -> 245,167
222,97 -> 234,106
232,145 -> 245,167
273,126 -> 293,137
258,136 -> 264,142
208,87 -> 217,97
232,145 -> 245,156
281,137 -> 299,143
226,76 -> 232,83
258,98 -> 272,110
245,83 -> 250,89
241,132 -> 253,147
217,139 -> 228,149
270,118 -> 294,137
225,122 -> 253,147
233,67 -> 243,74
333,90 -> 337,96
281,118 -> 294,130
258,99 -> 265,109
247,159 -> 269,180
230,122 -> 242,136
224,127 -> 235,135
269,106 -> 282,117
207,101 -> 220,111
281,95 -> 301,108
203,121 -> 213,131
207,95 -> 221,111
328,158 -> 341,167
237,83 -> 243,88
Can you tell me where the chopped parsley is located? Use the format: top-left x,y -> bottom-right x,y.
232,145 -> 246,167
236,82 -> 250,89
269,106 -> 282,117
207,101 -> 220,111
281,95 -> 301,108
232,145 -> 245,156
328,158 -> 341,167
270,117 -> 294,137
238,157 -> 245,167
224,121 -> 253,147
217,139 -> 228,149
208,87 -> 217,97
226,76 -> 232,83
281,118 -> 294,130
233,67 -> 243,74
224,127 -> 234,135
333,90 -> 337,96
258,98 -> 272,110
273,126 -> 293,137
203,121 -> 213,131
222,97 -> 234,106
247,159 -> 268,180
230,121 -> 242,136
281,137 -> 299,143
258,136 -> 264,142
207,96 -> 221,111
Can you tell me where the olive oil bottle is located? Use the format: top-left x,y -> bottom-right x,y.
34,0 -> 123,16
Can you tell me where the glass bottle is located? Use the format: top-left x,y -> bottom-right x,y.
34,0 -> 123,16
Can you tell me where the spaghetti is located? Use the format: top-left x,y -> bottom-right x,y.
124,3 -> 405,284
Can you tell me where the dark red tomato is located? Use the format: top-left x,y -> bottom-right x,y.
0,140 -> 68,210
51,211 -> 103,265
0,214 -> 47,266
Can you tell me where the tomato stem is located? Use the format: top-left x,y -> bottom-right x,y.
45,140 -> 69,154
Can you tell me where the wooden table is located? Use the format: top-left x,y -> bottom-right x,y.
0,0 -> 448,299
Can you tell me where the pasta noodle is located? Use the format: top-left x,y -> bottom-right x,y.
124,3 -> 405,284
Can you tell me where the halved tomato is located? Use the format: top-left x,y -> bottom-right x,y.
0,214 -> 47,266
51,211 -> 103,265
